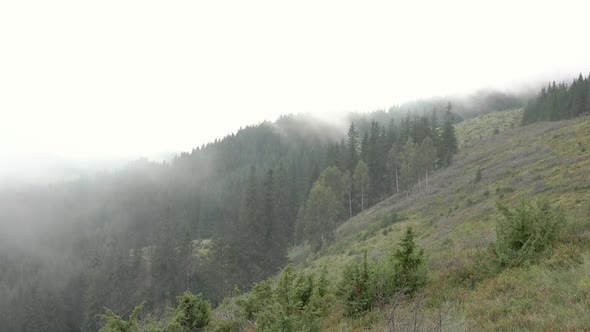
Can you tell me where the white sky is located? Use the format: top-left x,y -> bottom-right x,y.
1,0 -> 590,171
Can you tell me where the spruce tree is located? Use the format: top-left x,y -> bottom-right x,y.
347,122 -> 360,175
391,227 -> 426,294
262,169 -> 287,270
439,116 -> 458,166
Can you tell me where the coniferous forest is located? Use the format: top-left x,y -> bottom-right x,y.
3,77 -> 590,331
0,98 -> 470,331
522,73 -> 590,124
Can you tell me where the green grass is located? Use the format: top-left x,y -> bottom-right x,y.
455,109 -> 523,148
285,113 -> 590,331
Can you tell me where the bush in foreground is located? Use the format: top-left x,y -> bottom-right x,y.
494,200 -> 564,267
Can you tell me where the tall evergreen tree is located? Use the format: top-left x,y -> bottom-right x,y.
276,163 -> 297,246
231,167 -> 266,286
151,208 -> 182,303
439,115 -> 458,167
347,122 -> 360,176
360,131 -> 369,162
261,169 -> 287,270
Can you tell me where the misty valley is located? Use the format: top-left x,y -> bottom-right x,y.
2,75 -> 590,331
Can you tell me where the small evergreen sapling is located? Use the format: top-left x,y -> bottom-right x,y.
391,227 -> 426,295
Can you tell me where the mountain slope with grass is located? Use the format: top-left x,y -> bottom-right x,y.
287,111 -> 590,331
195,110 -> 586,332
99,110 -> 590,332
89,108 -> 590,332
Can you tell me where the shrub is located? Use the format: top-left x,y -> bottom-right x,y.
494,200 -> 564,267
380,212 -> 404,228
293,274 -> 314,309
496,186 -> 515,195
236,264 -> 326,332
317,266 -> 329,297
99,302 -> 145,332
474,168 -> 483,183
339,229 -> 428,317
337,252 -> 374,316
168,292 -> 211,331
208,320 -> 241,332
237,281 -> 273,320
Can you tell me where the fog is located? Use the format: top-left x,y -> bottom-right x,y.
1,0 -> 590,183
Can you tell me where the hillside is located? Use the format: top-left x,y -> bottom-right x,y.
455,108 -> 523,148
77,110 -> 590,331
286,111 -> 590,330
2,95 -> 588,331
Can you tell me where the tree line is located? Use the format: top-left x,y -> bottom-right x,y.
522,73 -> 590,124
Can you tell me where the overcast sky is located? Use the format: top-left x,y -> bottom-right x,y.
1,0 -> 590,175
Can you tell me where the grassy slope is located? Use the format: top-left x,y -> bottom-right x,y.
289,111 -> 590,331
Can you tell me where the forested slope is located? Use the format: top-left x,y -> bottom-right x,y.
206,111 -> 590,331
0,104 -> 464,331
1,85 -> 573,331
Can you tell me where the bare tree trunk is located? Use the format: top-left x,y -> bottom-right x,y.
220,243 -> 225,297
418,172 -> 422,193
395,164 -> 399,193
361,184 -> 365,212
348,183 -> 352,219
426,169 -> 429,191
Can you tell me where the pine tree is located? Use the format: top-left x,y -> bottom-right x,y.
431,107 -> 438,131
170,292 -> 211,331
360,131 -> 369,162
231,167 -> 267,286
347,122 -> 360,176
391,227 -> 426,295
399,114 -> 411,145
337,251 -> 374,316
385,118 -> 397,154
261,169 -> 287,270
439,116 -> 458,166
276,163 -> 296,246
151,208 -> 181,303
307,163 -> 321,196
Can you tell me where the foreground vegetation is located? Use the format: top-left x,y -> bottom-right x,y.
101,196 -> 580,331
